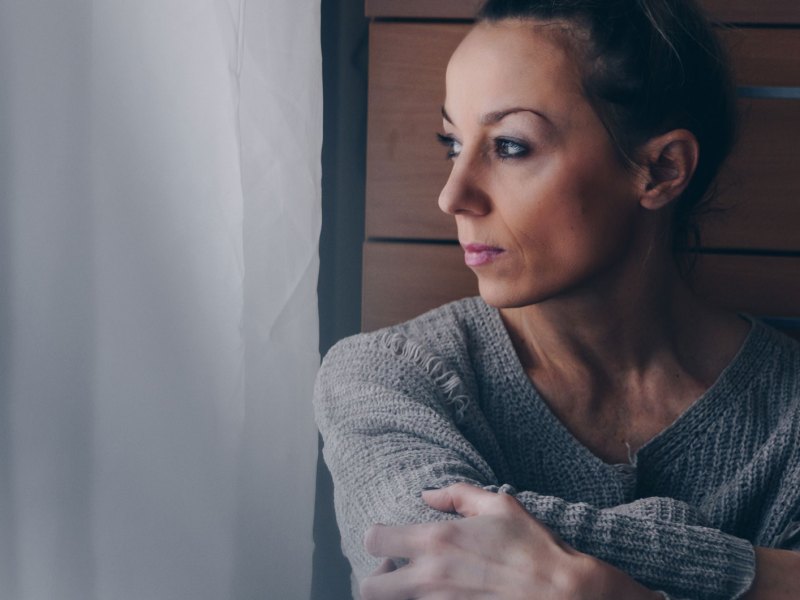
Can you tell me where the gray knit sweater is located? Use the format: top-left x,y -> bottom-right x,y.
314,297 -> 800,599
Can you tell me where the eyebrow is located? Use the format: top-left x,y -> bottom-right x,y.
441,106 -> 551,126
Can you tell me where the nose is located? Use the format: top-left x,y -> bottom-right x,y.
437,159 -> 490,217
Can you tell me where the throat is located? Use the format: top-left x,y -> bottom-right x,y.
524,366 -> 704,464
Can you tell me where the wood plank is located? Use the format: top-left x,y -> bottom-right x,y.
725,28 -> 800,87
703,99 -> 800,249
361,242 -> 800,331
366,23 -> 800,250
366,0 -> 800,24
365,23 -> 464,240
364,0 -> 800,24
702,0 -> 800,25
362,242 -> 474,331
365,0 -> 482,20
690,253 -> 800,317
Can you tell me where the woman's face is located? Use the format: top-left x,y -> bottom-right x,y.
439,20 -> 645,308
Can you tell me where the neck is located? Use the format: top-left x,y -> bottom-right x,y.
496,240 -> 751,462
498,248 -> 745,393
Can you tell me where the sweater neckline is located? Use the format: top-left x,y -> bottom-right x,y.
472,298 -> 772,470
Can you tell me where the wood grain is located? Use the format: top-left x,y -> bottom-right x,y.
365,23 -> 463,240
703,98 -> 800,250
365,0 -> 482,20
361,242 -> 474,331
725,28 -> 800,88
366,0 -> 800,24
365,23 -> 800,250
362,242 -> 800,331
701,0 -> 800,25
690,253 -> 800,317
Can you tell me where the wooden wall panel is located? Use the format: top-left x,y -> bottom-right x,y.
362,241 -> 800,332
691,254 -> 800,317
366,22 -> 800,251
362,242 -> 474,331
701,0 -> 800,25
726,29 -> 800,87
366,0 -> 800,25
705,99 -> 800,250
365,0 -> 482,20
365,23 -> 463,240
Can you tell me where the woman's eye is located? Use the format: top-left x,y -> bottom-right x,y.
495,138 -> 529,159
436,133 -> 462,159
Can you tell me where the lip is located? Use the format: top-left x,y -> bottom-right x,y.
462,243 -> 506,267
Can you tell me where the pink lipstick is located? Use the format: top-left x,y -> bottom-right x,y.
463,243 -> 505,267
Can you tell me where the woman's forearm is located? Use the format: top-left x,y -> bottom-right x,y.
512,490 -> 756,599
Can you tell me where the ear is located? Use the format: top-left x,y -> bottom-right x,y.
636,129 -> 699,211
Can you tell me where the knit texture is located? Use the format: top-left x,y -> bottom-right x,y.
314,297 -> 800,599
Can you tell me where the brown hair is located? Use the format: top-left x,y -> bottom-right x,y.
477,0 -> 737,257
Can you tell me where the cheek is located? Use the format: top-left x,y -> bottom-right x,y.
506,163 -> 636,269
502,175 -> 589,253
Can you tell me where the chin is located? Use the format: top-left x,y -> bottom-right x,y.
475,264 -> 599,308
476,278 -> 555,309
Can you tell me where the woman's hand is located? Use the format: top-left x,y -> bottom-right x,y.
741,547 -> 800,599
360,483 -> 661,600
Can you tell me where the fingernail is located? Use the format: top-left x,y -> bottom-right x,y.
421,486 -> 440,492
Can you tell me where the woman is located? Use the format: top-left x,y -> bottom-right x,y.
315,0 -> 800,597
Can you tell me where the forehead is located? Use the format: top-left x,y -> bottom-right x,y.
444,20 -> 587,124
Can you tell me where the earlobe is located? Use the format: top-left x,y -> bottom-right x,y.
638,130 -> 699,211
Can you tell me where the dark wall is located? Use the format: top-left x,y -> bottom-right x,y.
313,0 -> 369,597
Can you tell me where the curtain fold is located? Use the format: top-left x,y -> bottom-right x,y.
0,1 -> 321,599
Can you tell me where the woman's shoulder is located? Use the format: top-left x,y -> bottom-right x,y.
746,318 -> 800,385
321,296 -> 491,372
314,297 -> 495,417
314,297 -> 498,434
735,317 -> 800,420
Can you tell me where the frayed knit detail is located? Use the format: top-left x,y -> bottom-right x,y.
378,331 -> 470,422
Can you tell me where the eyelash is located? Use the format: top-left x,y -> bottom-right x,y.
436,133 -> 530,161
436,133 -> 461,159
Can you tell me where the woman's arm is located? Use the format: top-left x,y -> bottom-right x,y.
509,489 -> 754,598
360,486 -> 800,600
315,335 -> 756,598
360,484 -> 663,600
741,548 -> 800,600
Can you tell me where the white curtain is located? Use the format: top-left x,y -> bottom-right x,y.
0,1 -> 321,599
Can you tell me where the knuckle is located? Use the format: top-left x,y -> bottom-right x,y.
556,553 -> 598,596
425,522 -> 456,552
418,557 -> 451,588
495,491 -> 520,511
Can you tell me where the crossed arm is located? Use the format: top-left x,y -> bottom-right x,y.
315,338 -> 800,599
361,483 -> 666,600
360,484 -> 800,600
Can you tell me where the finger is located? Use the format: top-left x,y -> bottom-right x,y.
359,564 -> 420,600
360,557 -> 477,600
422,483 -> 504,517
364,522 -> 429,559
362,552 -> 491,600
371,558 -> 397,576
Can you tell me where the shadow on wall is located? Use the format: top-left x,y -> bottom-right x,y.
0,12 -> 15,595
313,0 -> 369,598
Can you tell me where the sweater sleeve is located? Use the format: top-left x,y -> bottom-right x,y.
510,492 -> 754,599
314,334 -> 756,599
